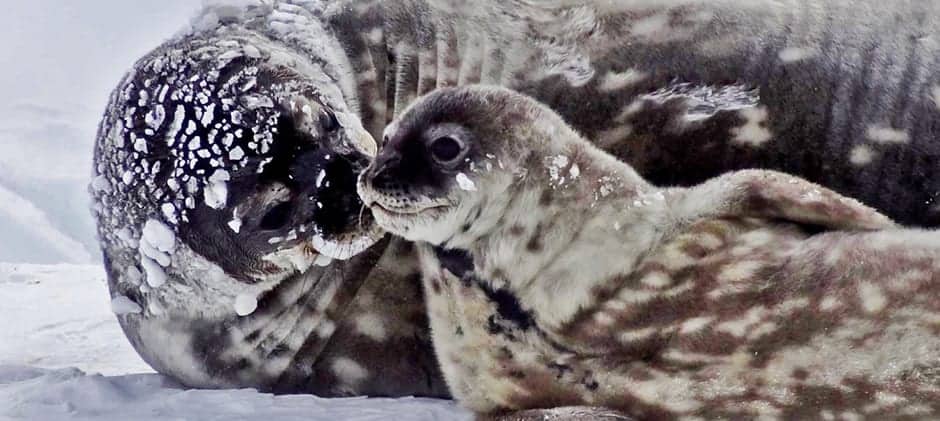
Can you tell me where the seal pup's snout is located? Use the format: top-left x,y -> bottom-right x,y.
362,146 -> 404,194
358,86 -> 531,245
357,127 -> 444,215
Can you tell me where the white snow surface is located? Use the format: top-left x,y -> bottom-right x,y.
0,365 -> 467,421
0,1 -> 201,264
0,263 -> 147,376
0,263 -> 471,420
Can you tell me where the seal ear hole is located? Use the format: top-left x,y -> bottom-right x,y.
429,135 -> 463,164
259,201 -> 293,231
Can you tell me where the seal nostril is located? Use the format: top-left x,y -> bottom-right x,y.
259,202 -> 293,231
371,166 -> 398,190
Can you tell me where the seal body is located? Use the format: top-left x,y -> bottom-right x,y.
96,0 -> 940,397
360,86 -> 940,419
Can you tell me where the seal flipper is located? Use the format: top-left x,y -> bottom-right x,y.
671,169 -> 897,232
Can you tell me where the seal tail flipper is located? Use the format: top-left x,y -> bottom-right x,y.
673,169 -> 897,232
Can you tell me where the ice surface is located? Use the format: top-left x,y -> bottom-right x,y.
0,1 -> 203,264
0,263 -> 149,375
0,183 -> 92,264
0,263 -> 472,421
0,365 -> 469,421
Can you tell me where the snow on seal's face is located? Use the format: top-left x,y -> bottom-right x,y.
93,34 -> 383,286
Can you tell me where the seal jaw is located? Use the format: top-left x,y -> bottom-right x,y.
293,142 -> 386,261
366,200 -> 454,241
239,141 -> 385,265
357,161 -> 461,242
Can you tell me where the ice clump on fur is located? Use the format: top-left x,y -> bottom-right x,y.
234,292 -> 258,316
111,295 -> 143,315
456,173 -> 477,191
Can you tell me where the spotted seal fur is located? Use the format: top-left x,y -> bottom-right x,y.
359,85 -> 940,419
95,0 -> 940,398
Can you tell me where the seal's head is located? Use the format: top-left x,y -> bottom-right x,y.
93,33 -> 384,288
358,86 -> 571,246
173,71 -> 383,279
91,17 -> 439,392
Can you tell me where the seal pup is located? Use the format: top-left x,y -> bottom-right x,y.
359,85 -> 940,419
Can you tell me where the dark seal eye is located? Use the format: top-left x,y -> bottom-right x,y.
319,109 -> 339,133
429,136 -> 463,163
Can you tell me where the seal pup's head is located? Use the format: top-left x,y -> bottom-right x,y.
357,86 -> 593,246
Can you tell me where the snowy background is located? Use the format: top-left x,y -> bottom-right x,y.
0,2 -> 468,419
0,1 -> 200,264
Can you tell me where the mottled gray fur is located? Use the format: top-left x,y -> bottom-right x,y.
93,0 -> 940,401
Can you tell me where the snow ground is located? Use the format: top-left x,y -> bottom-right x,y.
0,263 -> 472,420
0,1 -> 201,264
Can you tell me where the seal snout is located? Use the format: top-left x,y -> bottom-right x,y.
303,150 -> 372,237
358,126 -> 437,215
362,147 -> 404,193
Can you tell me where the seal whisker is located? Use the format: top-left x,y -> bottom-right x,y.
357,204 -> 368,230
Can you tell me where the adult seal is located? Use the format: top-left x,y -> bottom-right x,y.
93,0 -> 940,397
360,85 -> 940,419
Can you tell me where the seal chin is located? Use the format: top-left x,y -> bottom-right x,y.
365,201 -> 453,242
296,137 -> 386,260
310,219 -> 386,260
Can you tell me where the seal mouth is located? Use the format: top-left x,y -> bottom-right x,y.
365,200 -> 454,240
302,153 -> 385,260
370,202 -> 451,216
